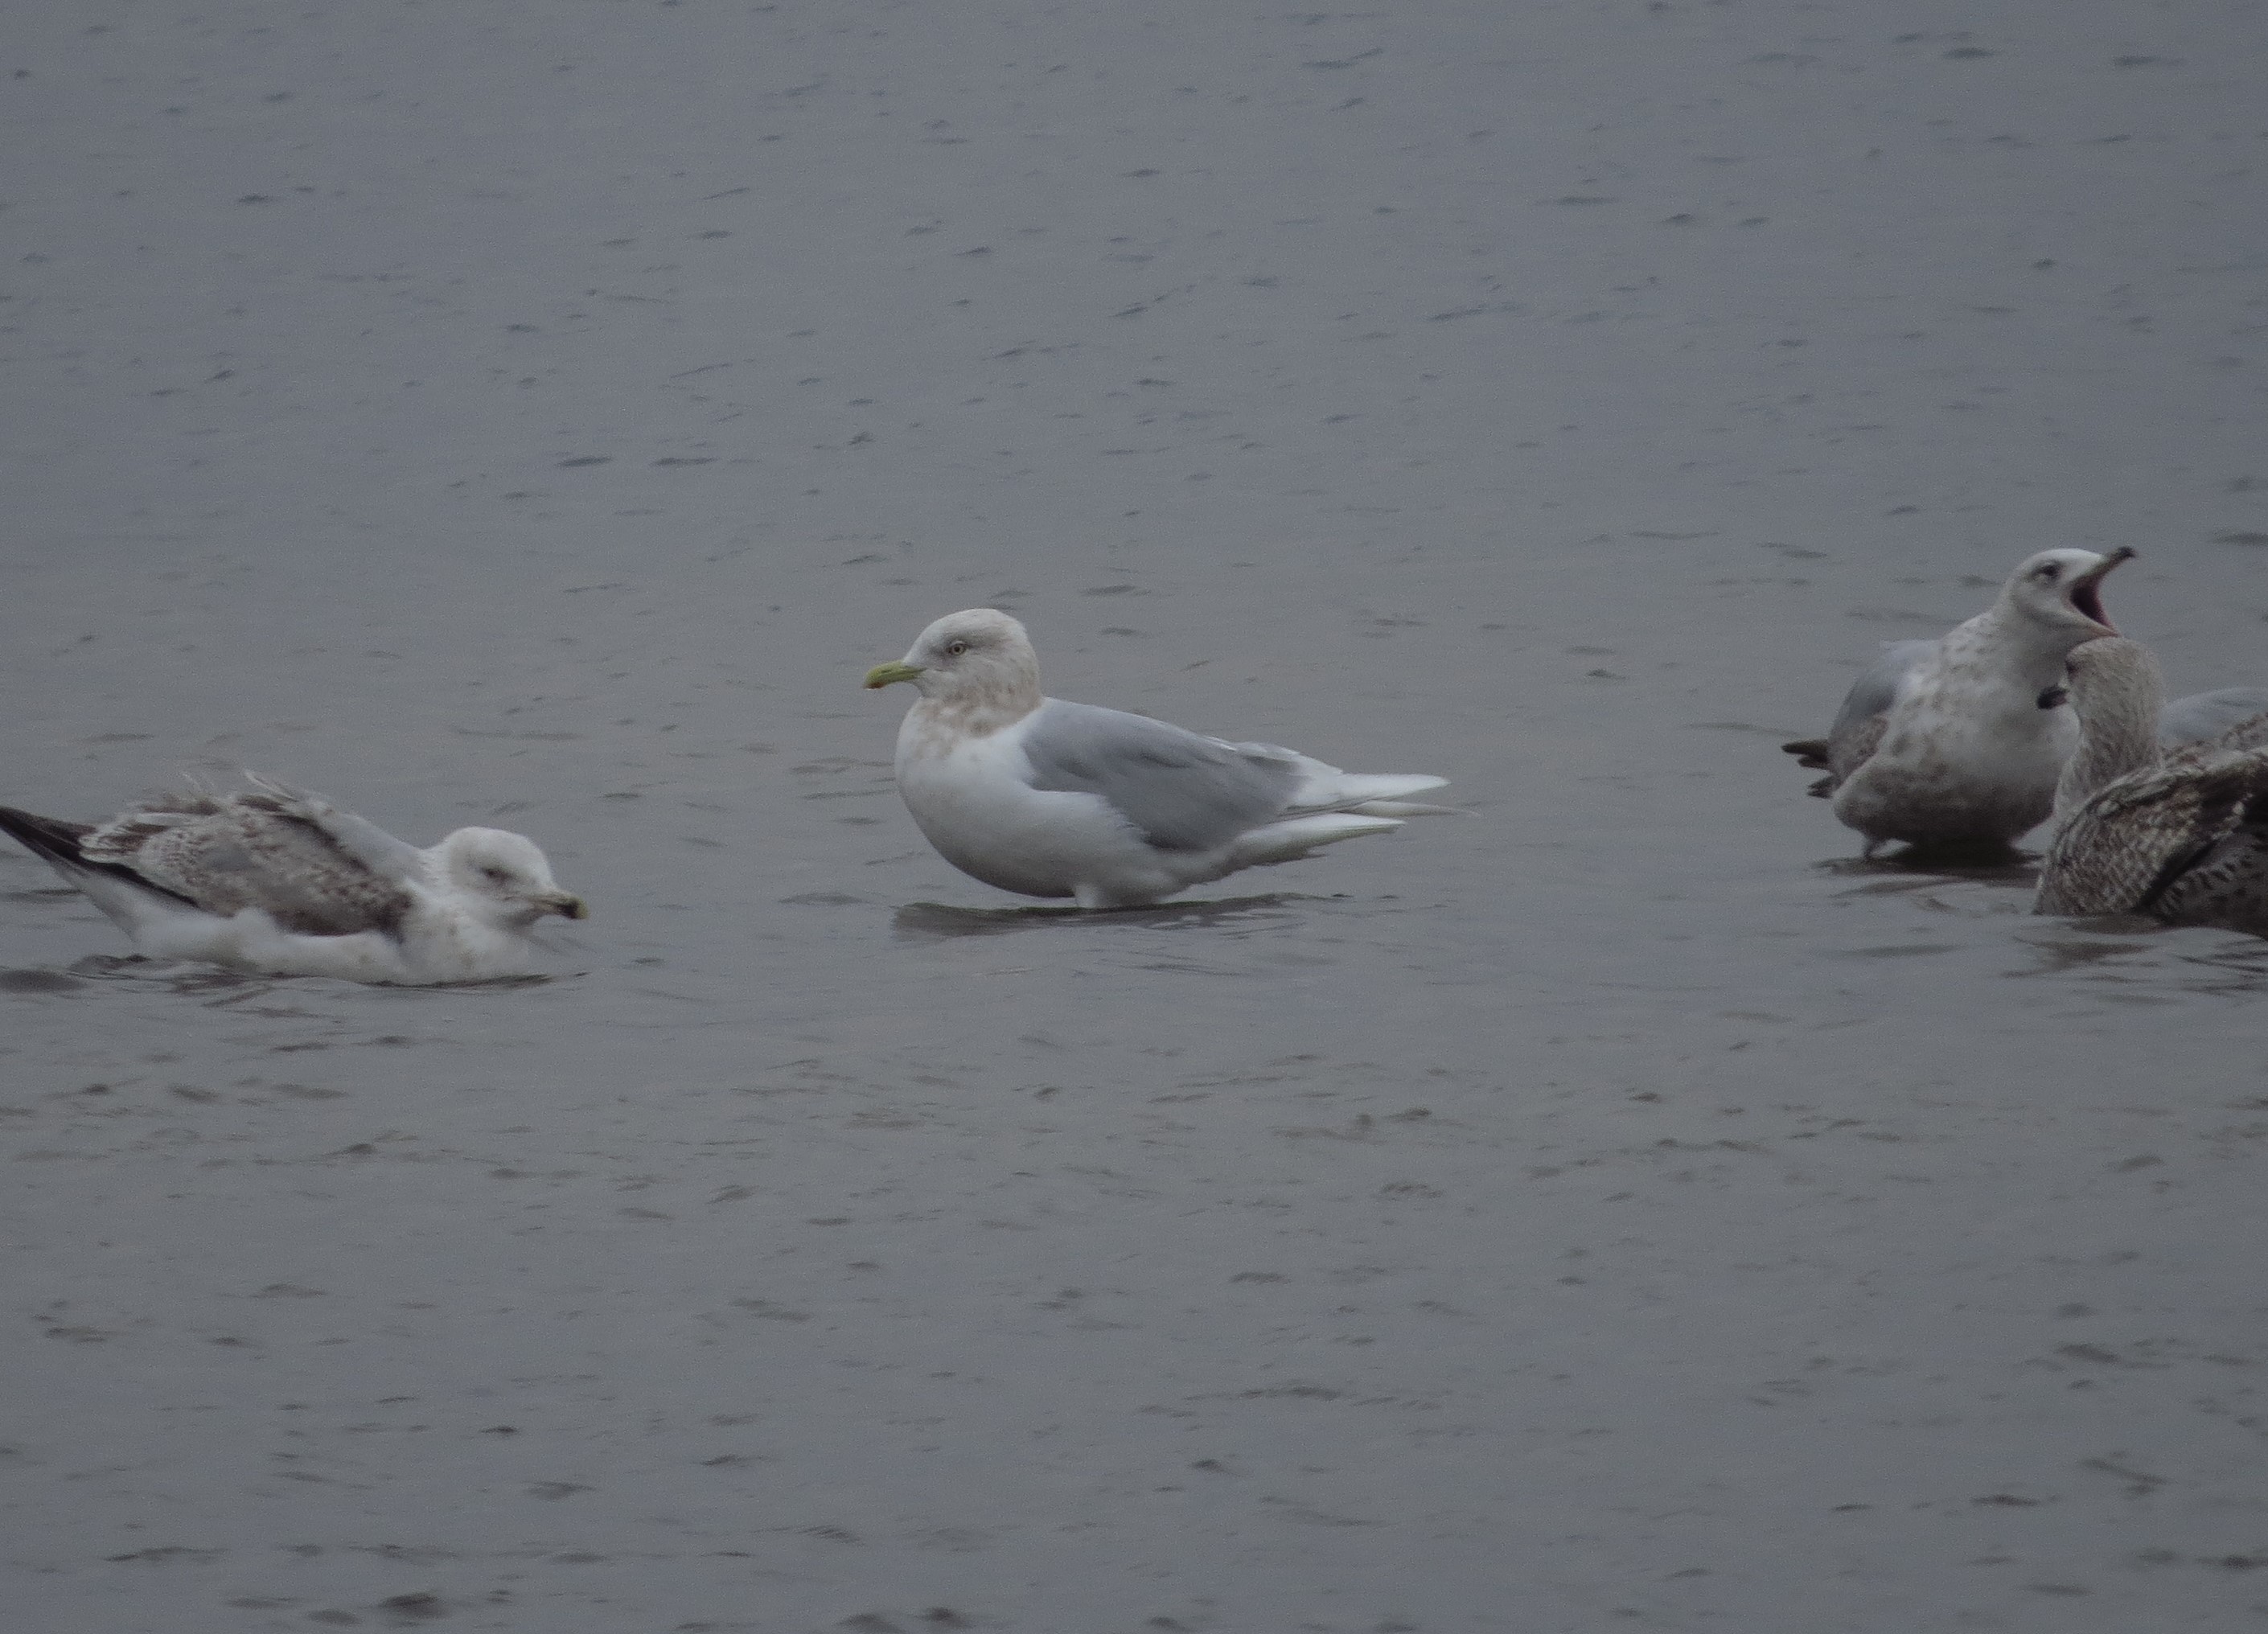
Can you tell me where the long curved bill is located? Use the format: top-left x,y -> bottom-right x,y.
864,661 -> 926,689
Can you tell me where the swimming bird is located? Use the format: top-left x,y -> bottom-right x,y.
0,778 -> 586,982
1792,638 -> 2266,786
2035,638 -> 2268,933
863,608 -> 1451,908
1782,548 -> 2131,851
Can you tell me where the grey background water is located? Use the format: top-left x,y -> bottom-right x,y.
3,2 -> 2264,1630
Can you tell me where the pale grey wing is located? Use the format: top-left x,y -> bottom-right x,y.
1787,639 -> 1934,790
92,795 -> 413,936
242,778 -> 429,881
1827,639 -> 1936,778
1825,714 -> 1889,794
1021,699 -> 1301,852
2159,689 -> 2268,749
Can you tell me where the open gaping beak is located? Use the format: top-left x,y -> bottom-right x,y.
2070,546 -> 2134,634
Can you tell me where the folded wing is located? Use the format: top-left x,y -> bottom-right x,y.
1021,700 -> 1305,852
1784,638 -> 1937,794
79,788 -> 417,936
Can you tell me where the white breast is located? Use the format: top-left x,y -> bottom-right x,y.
894,709 -> 1143,897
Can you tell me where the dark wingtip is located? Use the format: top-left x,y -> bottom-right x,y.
0,805 -> 202,909
0,805 -> 92,867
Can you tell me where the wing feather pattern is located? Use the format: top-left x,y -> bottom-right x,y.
78,789 -> 414,935
1021,700 -> 1301,852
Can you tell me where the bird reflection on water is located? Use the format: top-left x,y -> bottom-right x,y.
892,893 -> 1312,942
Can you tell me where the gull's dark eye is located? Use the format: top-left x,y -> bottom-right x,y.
481,865 -> 508,883
2034,564 -> 2059,581
945,639 -> 969,656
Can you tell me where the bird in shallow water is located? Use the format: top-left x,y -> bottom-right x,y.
2034,637 -> 2268,934
1782,547 -> 2131,852
0,778 -> 586,983
1798,638 -> 2268,774
864,607 -> 1451,909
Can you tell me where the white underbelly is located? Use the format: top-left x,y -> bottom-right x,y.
895,740 -> 1144,897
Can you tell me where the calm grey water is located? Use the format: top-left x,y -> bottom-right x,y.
4,3 -> 2266,1630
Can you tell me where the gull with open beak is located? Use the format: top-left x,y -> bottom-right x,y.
1782,548 -> 2134,852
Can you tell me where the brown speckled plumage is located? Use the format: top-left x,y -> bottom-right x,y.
76,787 -> 414,935
0,778 -> 583,981
2036,638 -> 2268,934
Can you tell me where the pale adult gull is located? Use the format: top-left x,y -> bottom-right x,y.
1791,638 -> 2267,779
2035,637 -> 2268,934
1782,548 -> 2131,852
0,778 -> 586,982
863,608 -> 1451,908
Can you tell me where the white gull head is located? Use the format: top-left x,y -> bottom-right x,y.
865,606 -> 1044,736
432,827 -> 587,926
1995,547 -> 2130,651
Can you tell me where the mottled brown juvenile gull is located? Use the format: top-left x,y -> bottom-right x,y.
2036,638 -> 2268,934
0,778 -> 585,982
1782,548 -> 2130,852
864,608 -> 1450,909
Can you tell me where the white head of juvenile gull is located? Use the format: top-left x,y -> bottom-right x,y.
864,608 -> 1451,909
2036,637 -> 2268,933
1783,547 -> 2132,852
0,778 -> 585,983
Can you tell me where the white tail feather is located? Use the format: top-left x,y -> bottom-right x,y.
1345,799 -> 1462,818
1319,772 -> 1448,804
1229,812 -> 1403,868
1276,754 -> 1449,813
53,861 -> 211,938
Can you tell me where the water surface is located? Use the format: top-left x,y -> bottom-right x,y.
4,2 -> 2266,1630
